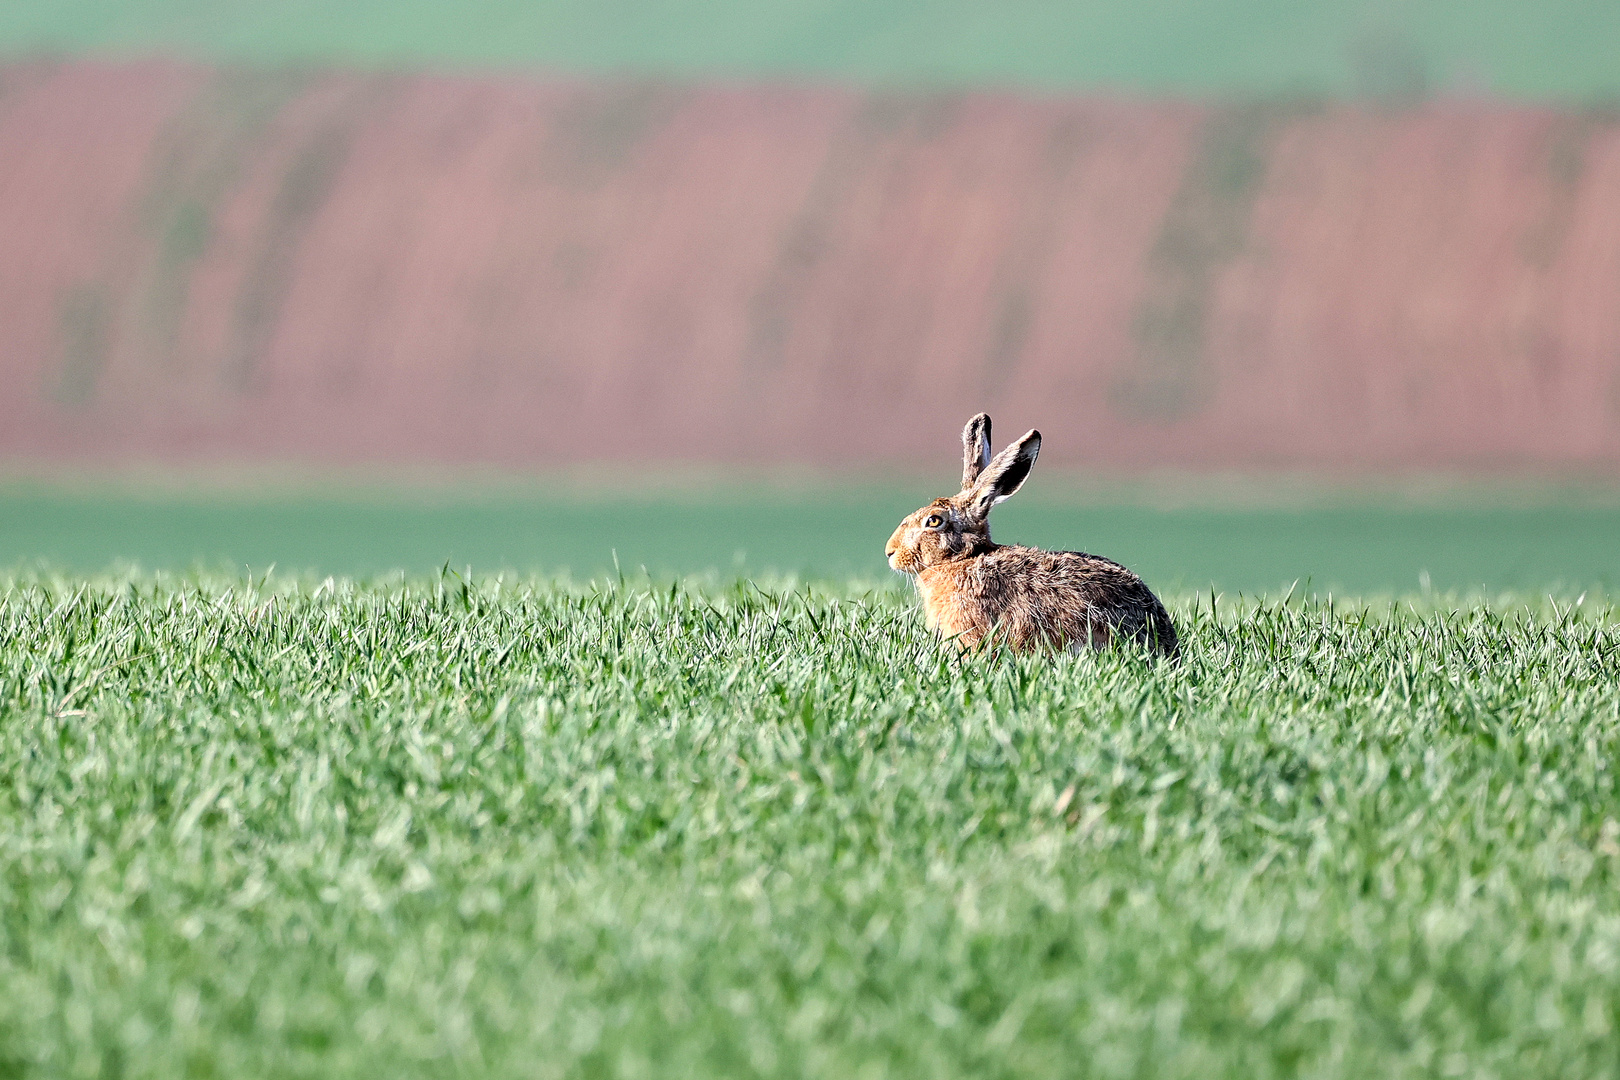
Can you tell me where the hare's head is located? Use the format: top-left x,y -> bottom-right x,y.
886,413 -> 1041,574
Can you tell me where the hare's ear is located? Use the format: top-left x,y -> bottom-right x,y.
961,413 -> 992,490
967,429 -> 1040,516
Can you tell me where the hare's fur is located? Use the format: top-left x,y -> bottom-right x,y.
886,414 -> 1177,656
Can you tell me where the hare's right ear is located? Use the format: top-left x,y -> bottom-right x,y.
966,429 -> 1040,517
961,413 -> 992,490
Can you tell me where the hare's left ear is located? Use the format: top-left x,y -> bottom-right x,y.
967,430 -> 1040,516
961,413 -> 992,490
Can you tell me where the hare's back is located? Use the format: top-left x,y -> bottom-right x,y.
986,544 -> 1142,594
989,546 -> 1177,653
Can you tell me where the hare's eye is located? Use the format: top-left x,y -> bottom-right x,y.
923,514 -> 944,529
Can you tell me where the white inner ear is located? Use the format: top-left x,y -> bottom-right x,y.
981,445 -> 1038,508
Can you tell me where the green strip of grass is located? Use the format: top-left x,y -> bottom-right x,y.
1,0 -> 1618,98
0,571 -> 1616,1077
2,485 -> 1618,595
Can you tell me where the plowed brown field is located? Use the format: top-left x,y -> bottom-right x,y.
3,61 -> 1619,470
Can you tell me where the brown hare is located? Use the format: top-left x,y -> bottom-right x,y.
886,413 -> 1178,657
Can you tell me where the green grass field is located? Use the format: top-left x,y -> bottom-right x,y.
1,570 -> 1618,1077
3,483 -> 1619,597
1,0 -> 1618,98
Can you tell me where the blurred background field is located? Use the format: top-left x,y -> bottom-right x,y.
4,478 -> 1618,594
2,0 -> 1618,97
2,0 -> 1619,590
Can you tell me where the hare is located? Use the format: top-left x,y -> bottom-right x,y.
886,413 -> 1178,657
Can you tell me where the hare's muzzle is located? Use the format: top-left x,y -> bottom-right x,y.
885,526 -> 910,572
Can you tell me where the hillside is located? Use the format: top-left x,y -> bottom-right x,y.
3,62 -> 1620,470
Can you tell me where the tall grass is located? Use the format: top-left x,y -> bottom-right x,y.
1,570 -> 1618,1078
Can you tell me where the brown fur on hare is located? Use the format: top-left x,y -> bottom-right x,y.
886,413 -> 1178,657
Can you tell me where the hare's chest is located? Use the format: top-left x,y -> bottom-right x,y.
915,564 -> 993,642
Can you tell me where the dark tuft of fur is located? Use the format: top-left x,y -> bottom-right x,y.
961,413 -> 992,490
